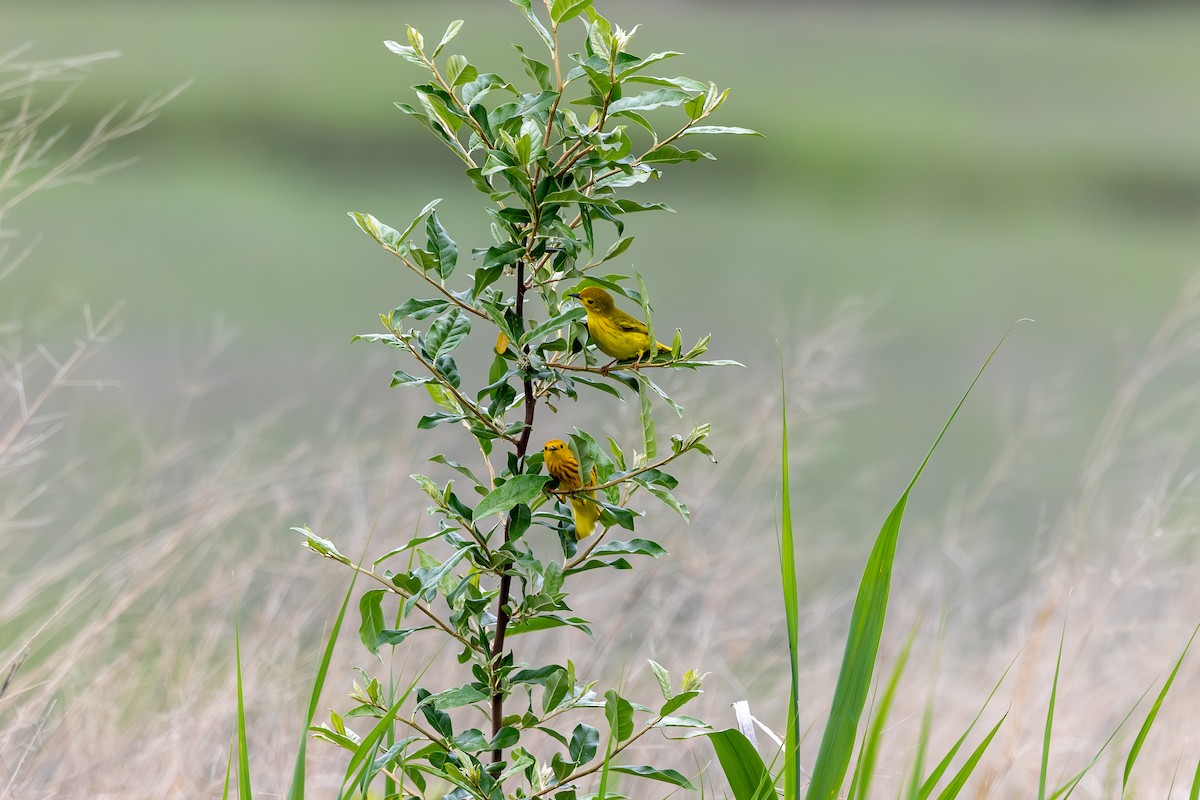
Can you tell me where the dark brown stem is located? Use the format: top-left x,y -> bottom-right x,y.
490,256 -> 537,764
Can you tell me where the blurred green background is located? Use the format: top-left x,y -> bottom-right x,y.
5,0 -> 1200,503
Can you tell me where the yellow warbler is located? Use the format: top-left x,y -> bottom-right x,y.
570,287 -> 669,363
542,439 -> 601,540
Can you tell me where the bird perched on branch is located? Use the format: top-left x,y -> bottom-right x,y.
570,287 -> 670,364
542,439 -> 600,540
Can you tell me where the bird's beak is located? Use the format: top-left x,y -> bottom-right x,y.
567,292 -> 580,299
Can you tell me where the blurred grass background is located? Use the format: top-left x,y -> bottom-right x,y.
5,1 -> 1200,794
6,2 -> 1200,442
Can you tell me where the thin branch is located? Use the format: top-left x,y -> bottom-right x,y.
530,715 -> 667,797
341,561 -> 479,654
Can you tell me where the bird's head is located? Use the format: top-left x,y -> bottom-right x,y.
542,439 -> 569,458
569,286 -> 616,313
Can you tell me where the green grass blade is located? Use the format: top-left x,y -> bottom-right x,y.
779,355 -> 802,800
1048,682 -> 1150,800
932,714 -> 1006,800
804,327 -> 1016,800
906,691 -> 934,800
918,648 -> 1019,799
1122,622 -> 1200,794
341,656 -> 437,795
234,610 -> 253,800
287,532 -> 375,800
1189,754 -> 1200,800
1038,620 -> 1068,800
222,740 -> 234,800
705,729 -> 775,800
852,619 -> 918,800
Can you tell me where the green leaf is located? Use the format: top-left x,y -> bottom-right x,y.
482,241 -> 525,270
425,212 -> 458,279
420,684 -> 489,711
1122,623 -> 1200,793
373,626 -> 431,649
509,614 -> 592,636
805,325 -> 1020,800
521,307 -> 586,345
850,620 -> 918,800
704,729 -> 774,800
512,45 -> 553,91
551,0 -> 593,24
295,526 -> 350,565
474,475 -> 551,519
569,723 -> 599,764
638,379 -> 656,458
446,54 -> 478,88
641,145 -> 714,165
604,690 -> 634,741
588,539 -> 666,558
489,727 -> 520,750
616,51 -> 683,80
433,20 -> 463,57
608,765 -> 694,790
680,125 -> 763,137
1038,622 -> 1066,800
391,369 -> 432,388
659,689 -> 700,717
648,660 -> 672,700
392,298 -> 449,320
608,89 -> 690,114
357,589 -> 387,654
933,715 -> 1007,800
511,665 -> 566,686
510,0 -> 554,52
384,39 -> 424,66
654,715 -> 708,729
424,308 -> 471,360
543,668 -> 570,714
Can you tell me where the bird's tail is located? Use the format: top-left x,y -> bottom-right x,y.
569,492 -> 601,540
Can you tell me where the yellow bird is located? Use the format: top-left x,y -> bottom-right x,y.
570,287 -> 670,363
542,439 -> 601,540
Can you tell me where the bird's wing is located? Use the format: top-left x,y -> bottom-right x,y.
610,310 -> 649,334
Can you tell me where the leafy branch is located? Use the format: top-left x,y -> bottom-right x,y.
303,2 -> 756,795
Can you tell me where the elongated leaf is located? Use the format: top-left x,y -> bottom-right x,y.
608,89 -> 689,114
425,212 -> 458,279
234,612 -> 253,800
341,669 -> 431,794
805,325 -> 1020,800
604,689 -> 634,741
1122,623 -> 1199,793
779,357 -> 803,800
851,620 -> 918,800
424,308 -> 470,360
679,125 -> 763,137
608,765 -> 694,789
422,684 -> 489,711
286,539 -> 366,800
433,20 -> 463,57
357,590 -> 387,654
704,729 -> 774,800
474,474 -> 551,519
1046,686 -> 1147,800
1039,622 -> 1067,800
933,715 -> 1006,800
551,0 -> 592,24
521,306 -> 586,345
917,648 -> 1019,799
638,379 -> 656,458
